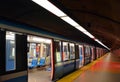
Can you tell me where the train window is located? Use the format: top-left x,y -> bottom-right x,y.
63,42 -> 69,61
75,44 -> 79,59
79,45 -> 83,56
6,31 -> 16,71
69,43 -> 75,59
54,41 -> 62,63
29,43 -> 37,58
85,47 -> 87,55
85,46 -> 90,56
42,43 -> 51,57
43,43 -> 51,64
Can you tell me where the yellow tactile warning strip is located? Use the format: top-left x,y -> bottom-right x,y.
57,54 -> 108,82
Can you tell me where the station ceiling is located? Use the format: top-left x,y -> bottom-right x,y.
0,0 -> 120,50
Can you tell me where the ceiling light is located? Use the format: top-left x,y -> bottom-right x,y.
45,40 -> 51,44
61,16 -> 79,27
32,0 -> 66,17
83,31 -> 95,39
95,39 -> 110,50
75,26 -> 87,32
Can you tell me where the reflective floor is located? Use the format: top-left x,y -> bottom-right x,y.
74,53 -> 120,82
28,68 -> 51,82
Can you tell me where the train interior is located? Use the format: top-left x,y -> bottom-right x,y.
27,35 -> 52,82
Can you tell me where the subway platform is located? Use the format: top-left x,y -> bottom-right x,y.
57,52 -> 120,82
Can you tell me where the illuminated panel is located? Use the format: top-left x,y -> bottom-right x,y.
32,0 -> 66,17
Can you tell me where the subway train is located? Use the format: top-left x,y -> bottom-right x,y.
0,19 -> 108,82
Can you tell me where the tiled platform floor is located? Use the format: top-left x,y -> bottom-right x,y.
58,53 -> 120,82
28,68 -> 51,82
74,53 -> 120,82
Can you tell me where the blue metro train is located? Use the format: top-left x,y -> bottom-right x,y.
0,19 -> 108,82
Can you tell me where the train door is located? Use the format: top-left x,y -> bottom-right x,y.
27,35 -> 53,82
0,30 -> 27,82
100,49 -> 102,57
94,47 -> 97,59
79,45 -> 84,68
91,47 -> 95,61
84,46 -> 91,65
96,48 -> 99,58
53,40 -> 63,80
75,44 -> 79,69
0,30 -> 5,82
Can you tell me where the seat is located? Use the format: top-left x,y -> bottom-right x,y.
80,55 -> 82,61
38,58 -> 46,67
28,59 -> 38,69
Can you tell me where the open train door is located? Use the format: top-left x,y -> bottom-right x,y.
0,30 -> 28,82
27,35 -> 54,82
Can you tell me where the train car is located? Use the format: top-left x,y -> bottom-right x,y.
0,19 -> 108,82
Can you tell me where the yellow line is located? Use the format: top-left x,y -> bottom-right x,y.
57,53 -> 108,82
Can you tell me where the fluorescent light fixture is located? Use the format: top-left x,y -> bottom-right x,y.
75,26 -> 95,39
61,16 -> 79,27
83,31 -> 95,39
32,0 -> 66,17
45,40 -> 52,44
95,39 -> 110,50
33,37 -> 45,42
75,26 -> 87,32
95,39 -> 100,43
28,35 -> 51,43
